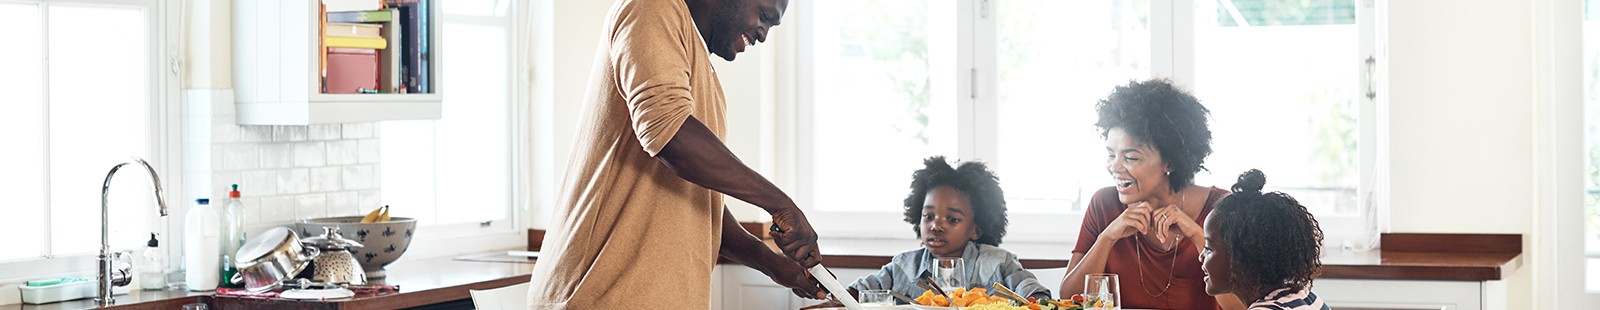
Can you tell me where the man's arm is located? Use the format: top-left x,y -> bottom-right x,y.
657,115 -> 821,267
718,208 -> 824,299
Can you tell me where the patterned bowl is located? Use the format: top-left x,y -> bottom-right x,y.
297,216 -> 416,279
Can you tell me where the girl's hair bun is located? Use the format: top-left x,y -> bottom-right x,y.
1231,169 -> 1267,194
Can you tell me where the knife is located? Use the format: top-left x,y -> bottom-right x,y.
809,264 -> 863,310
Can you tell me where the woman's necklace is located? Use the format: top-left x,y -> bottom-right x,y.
1133,190 -> 1184,298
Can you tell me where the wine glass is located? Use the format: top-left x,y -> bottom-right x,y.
1083,273 -> 1120,310
932,257 -> 965,291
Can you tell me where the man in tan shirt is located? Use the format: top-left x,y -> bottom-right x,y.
527,0 -> 820,308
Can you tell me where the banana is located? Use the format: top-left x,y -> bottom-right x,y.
361,206 -> 384,223
378,205 -> 391,222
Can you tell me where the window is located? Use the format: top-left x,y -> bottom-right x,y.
793,0 -> 1374,243
1583,0 -> 1600,292
380,0 -> 515,237
0,0 -> 167,262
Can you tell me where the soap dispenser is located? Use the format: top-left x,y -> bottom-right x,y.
138,233 -> 164,290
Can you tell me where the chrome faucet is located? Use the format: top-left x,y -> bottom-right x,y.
98,157 -> 168,307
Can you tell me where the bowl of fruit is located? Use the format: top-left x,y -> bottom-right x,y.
297,205 -> 415,279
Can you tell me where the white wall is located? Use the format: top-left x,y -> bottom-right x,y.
1382,0 -> 1580,307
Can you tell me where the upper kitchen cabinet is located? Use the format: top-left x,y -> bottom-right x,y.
233,0 -> 440,125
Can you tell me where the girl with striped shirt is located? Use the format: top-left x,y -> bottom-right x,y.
1200,169 -> 1331,310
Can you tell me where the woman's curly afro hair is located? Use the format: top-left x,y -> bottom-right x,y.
901,156 -> 1009,246
1095,79 -> 1213,193
1212,169 -> 1324,295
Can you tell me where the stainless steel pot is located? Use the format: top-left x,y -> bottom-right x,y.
302,227 -> 366,285
232,227 -> 318,293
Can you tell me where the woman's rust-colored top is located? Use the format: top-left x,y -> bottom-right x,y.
1072,186 -> 1227,310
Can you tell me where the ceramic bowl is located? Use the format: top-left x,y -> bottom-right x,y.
297,216 -> 416,278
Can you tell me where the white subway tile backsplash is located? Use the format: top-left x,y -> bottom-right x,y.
295,194 -> 328,220
278,168 -> 310,194
309,125 -> 342,141
342,165 -> 375,190
241,197 -> 262,225
293,142 -> 327,167
258,143 -> 293,168
212,170 -> 242,199
212,119 -> 240,143
342,123 -> 373,139
357,139 -> 380,164
185,118 -> 383,229
240,125 -> 273,142
358,190 -> 381,212
327,191 -> 358,217
241,170 -> 278,196
273,126 -> 308,142
310,167 -> 341,192
259,196 -> 295,224
326,141 -> 358,165
218,144 -> 259,170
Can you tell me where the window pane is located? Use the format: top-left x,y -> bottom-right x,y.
48,5 -> 152,254
1584,0 -> 1600,292
1193,0 -> 1359,215
441,0 -> 507,17
0,3 -> 45,261
809,0 -> 956,212
994,0 -> 1150,213
380,21 -> 510,226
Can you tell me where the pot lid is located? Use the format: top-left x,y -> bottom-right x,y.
301,227 -> 364,250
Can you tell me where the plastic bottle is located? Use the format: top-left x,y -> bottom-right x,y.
183,198 -> 220,291
138,233 -> 164,290
220,185 -> 245,288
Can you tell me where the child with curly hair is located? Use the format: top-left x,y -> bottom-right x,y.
1201,169 -> 1330,310
806,156 -> 1049,308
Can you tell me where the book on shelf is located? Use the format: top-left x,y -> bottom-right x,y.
325,48 -> 380,94
327,10 -> 393,23
323,0 -> 383,13
379,8 -> 403,93
325,23 -> 381,38
325,36 -> 387,49
391,0 -> 428,93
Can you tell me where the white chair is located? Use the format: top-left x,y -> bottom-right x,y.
470,282 -> 530,310
1028,267 -> 1071,298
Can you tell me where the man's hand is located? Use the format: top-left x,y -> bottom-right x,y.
762,247 -> 827,299
769,206 -> 823,268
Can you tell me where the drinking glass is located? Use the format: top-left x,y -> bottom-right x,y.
932,257 -> 965,290
859,289 -> 893,305
1083,273 -> 1120,310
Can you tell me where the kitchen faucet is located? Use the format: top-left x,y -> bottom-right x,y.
97,157 -> 168,307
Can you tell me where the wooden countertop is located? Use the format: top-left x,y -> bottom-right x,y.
532,228 -> 1523,282
3,256 -> 533,310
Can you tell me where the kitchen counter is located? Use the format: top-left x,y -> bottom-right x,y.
533,228 -> 1522,282
3,256 -> 533,310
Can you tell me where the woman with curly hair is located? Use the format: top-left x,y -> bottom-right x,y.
805,156 -> 1049,308
1063,79 -> 1245,309
1203,169 -> 1328,310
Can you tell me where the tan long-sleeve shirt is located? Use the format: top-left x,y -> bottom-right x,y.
526,0 -> 728,308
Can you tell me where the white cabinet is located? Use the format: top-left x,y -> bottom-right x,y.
232,0 -> 441,125
716,265 -> 879,310
1315,279 -> 1483,310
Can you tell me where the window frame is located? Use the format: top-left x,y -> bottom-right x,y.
379,1 -> 530,259
783,0 -> 1382,245
0,0 -> 180,282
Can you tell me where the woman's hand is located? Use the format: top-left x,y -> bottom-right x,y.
1151,203 -> 1202,247
1098,202 -> 1152,243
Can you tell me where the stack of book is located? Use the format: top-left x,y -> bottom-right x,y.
321,0 -> 428,94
